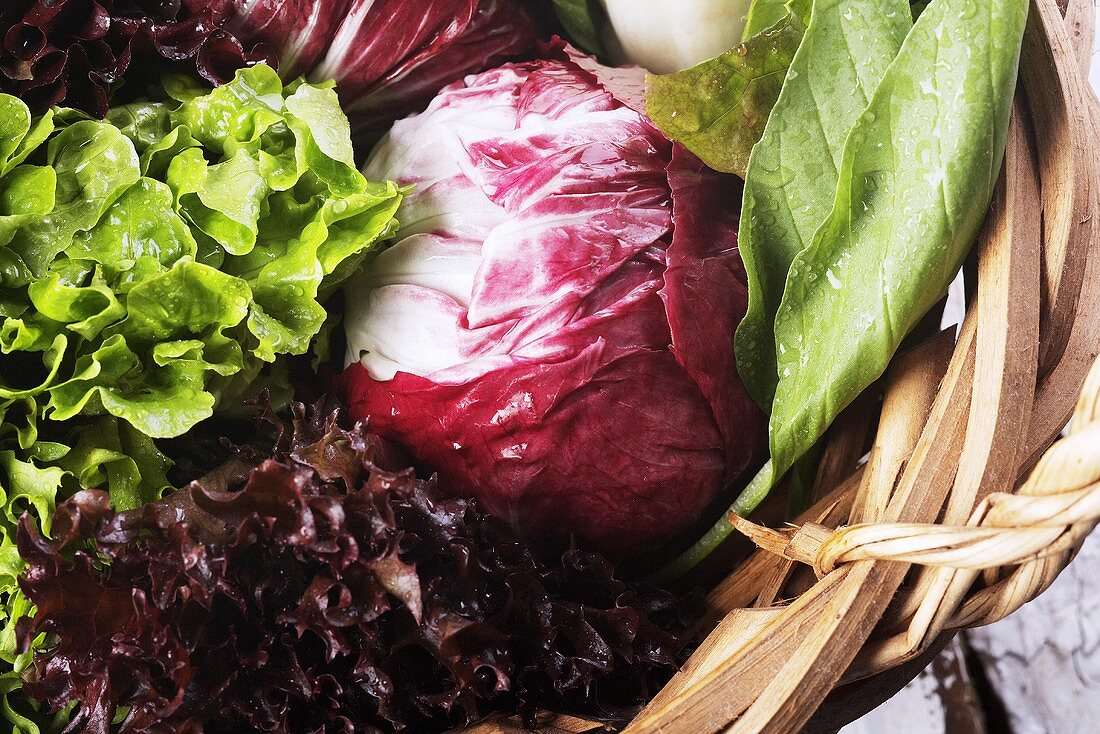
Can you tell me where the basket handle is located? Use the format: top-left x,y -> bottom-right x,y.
734,355 -> 1100,629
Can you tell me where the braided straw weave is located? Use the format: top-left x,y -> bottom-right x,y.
471,0 -> 1100,731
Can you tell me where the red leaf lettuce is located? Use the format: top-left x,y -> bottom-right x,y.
0,0 -> 274,116
15,398 -> 689,733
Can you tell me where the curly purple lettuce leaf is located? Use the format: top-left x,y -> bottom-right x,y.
0,0 -> 275,117
15,398 -> 691,734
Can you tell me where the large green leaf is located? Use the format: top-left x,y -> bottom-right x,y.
759,0 -> 1026,502
735,0 -> 912,409
69,178 -> 197,272
170,63 -> 284,154
284,84 -> 362,196
550,0 -> 609,56
12,121 -> 141,275
659,0 -> 1029,579
116,258 -> 251,343
0,167 -> 56,249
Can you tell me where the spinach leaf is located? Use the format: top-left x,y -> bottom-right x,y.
735,0 -> 912,409
646,10 -> 807,177
757,0 -> 1027,507
658,0 -> 1028,579
551,0 -> 609,56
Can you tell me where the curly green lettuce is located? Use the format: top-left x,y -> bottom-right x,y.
0,63 -> 402,725
2,65 -> 402,439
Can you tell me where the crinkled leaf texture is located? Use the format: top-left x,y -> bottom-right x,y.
338,46 -> 766,558
16,398 -> 690,734
0,65 -> 402,441
0,65 -> 401,711
0,401 -> 169,725
212,0 -> 539,136
0,0 -> 275,117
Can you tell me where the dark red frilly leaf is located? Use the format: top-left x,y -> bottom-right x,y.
0,0 -> 275,117
17,397 -> 693,733
215,0 -> 540,137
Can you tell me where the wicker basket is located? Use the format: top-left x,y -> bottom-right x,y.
470,0 -> 1100,730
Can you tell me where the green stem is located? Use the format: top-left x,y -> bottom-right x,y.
648,460 -> 777,584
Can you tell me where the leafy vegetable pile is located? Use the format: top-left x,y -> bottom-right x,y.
0,0 -> 1038,729
16,398 -> 689,733
0,62 -> 401,716
1,64 -> 401,440
645,0 -> 1030,577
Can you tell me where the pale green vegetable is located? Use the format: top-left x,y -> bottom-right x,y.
601,0 -> 753,73
658,0 -> 1028,579
646,7 -> 807,177
0,64 -> 404,703
735,0 -> 912,409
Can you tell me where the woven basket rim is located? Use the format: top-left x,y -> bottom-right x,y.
472,0 -> 1100,732
618,0 -> 1100,730
478,0 -> 1100,731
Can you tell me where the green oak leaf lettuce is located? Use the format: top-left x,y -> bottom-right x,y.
0,64 -> 402,439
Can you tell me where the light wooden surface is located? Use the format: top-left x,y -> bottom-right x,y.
840,532 -> 1100,734
970,532 -> 1100,734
